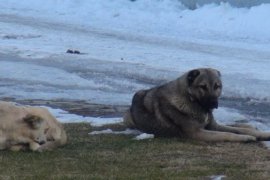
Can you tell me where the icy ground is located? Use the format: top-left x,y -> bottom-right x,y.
0,1 -> 270,134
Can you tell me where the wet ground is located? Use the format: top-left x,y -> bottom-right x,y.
0,97 -> 129,118
2,96 -> 270,123
220,97 -> 270,128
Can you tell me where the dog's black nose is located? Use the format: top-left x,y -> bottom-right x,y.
39,141 -> 46,145
202,98 -> 219,110
211,100 -> 218,109
207,98 -> 218,109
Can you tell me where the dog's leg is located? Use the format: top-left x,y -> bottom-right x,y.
190,129 -> 256,142
10,144 -> 26,151
37,140 -> 63,151
123,110 -> 136,128
29,142 -> 41,151
207,117 -> 270,141
213,124 -> 270,141
231,123 -> 256,129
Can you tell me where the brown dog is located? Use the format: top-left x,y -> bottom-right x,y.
124,68 -> 270,142
0,101 -> 67,151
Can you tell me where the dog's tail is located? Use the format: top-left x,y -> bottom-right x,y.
123,109 -> 136,128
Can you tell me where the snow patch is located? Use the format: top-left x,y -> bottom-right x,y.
210,175 -> 226,180
89,128 -> 154,141
45,106 -> 123,126
134,133 -> 155,140
213,107 -> 247,125
89,129 -> 141,135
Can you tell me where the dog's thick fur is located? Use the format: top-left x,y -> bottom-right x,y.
0,101 -> 67,151
124,68 -> 270,142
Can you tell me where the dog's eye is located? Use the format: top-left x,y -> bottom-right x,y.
214,83 -> 221,90
44,128 -> 49,134
199,84 -> 208,91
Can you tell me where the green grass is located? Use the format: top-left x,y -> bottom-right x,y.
0,123 -> 270,179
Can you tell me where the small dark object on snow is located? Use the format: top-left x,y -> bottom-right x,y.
66,49 -> 81,54
66,49 -> 74,54
74,50 -> 81,54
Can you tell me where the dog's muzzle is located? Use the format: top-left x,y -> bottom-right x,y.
200,97 -> 219,110
36,140 -> 46,145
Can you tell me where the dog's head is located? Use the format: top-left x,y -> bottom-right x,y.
186,68 -> 222,110
23,115 -> 49,145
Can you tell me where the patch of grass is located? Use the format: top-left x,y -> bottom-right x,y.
0,123 -> 270,179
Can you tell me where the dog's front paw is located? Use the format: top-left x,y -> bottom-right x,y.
256,132 -> 270,141
244,135 -> 256,142
36,143 -> 53,152
36,147 -> 44,152
29,142 -> 41,151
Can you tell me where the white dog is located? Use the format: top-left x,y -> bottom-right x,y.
0,101 -> 67,151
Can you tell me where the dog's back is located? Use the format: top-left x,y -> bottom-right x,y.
125,83 -> 185,137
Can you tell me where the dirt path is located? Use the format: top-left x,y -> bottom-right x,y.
0,97 -> 129,118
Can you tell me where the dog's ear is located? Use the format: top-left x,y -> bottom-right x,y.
187,69 -> 200,86
216,70 -> 221,77
23,115 -> 44,129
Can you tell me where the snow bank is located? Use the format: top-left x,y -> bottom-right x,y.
1,1 -> 270,44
